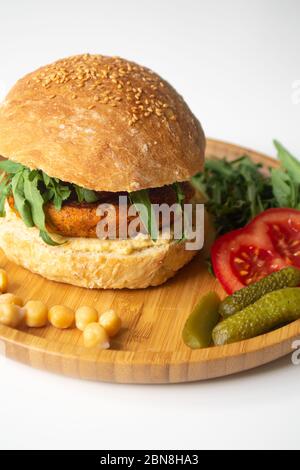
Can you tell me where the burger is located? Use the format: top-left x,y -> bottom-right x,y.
0,54 -> 205,289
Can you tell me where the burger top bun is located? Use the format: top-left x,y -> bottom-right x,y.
0,54 -> 205,192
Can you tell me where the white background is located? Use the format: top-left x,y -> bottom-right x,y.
0,0 -> 299,450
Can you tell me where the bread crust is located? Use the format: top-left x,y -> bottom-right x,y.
0,54 -> 205,192
0,204 -> 198,289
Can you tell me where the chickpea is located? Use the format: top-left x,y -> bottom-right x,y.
24,300 -> 48,328
0,303 -> 25,327
83,323 -> 110,349
48,305 -> 74,329
0,269 -> 8,293
0,293 -> 23,307
99,309 -> 122,337
75,306 -> 98,331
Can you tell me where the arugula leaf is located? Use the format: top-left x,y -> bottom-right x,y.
192,155 -> 276,235
39,230 -> 62,246
172,182 -> 185,207
0,173 -> 10,217
42,172 -> 51,187
83,189 -> 100,203
129,189 -> 159,240
48,179 -> 71,210
23,171 -> 61,245
23,171 -> 46,230
193,143 -> 300,236
271,169 -> 293,207
11,172 -> 34,227
0,160 -> 102,245
74,185 -> 99,203
0,160 -> 102,244
74,185 -> 85,203
0,160 -> 24,174
274,140 -> 300,184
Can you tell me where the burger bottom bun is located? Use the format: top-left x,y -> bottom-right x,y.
0,205 -> 199,289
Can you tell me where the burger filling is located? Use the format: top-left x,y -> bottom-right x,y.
0,159 -> 195,244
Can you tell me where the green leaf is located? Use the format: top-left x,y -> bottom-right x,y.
74,185 -> 99,203
274,140 -> 300,184
42,172 -> 51,186
0,173 -> 10,217
74,185 -> 84,203
192,155 -> 276,235
0,160 -> 103,245
129,189 -> 159,240
0,160 -> 24,174
172,182 -> 185,207
82,188 -> 100,203
52,182 -> 71,210
53,195 -> 63,211
205,159 -> 233,177
271,168 -> 293,207
23,171 -> 46,230
191,175 -> 208,200
11,172 -> 34,227
23,171 -> 62,245
39,230 -> 63,246
0,194 -> 6,217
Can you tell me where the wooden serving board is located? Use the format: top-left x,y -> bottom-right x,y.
0,139 -> 299,383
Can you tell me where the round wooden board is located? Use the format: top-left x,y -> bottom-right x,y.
0,139 -> 299,384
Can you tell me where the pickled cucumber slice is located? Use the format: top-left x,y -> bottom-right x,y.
182,292 -> 221,349
219,267 -> 300,318
213,287 -> 300,345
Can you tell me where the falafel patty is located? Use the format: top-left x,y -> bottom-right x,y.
9,182 -> 195,238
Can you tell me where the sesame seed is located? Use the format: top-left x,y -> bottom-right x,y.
28,54 -> 177,125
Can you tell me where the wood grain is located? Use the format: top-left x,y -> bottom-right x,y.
0,138 -> 299,383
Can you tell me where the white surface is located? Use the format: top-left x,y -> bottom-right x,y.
0,0 -> 299,451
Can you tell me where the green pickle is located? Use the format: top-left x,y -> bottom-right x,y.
182,292 -> 221,349
219,267 -> 300,318
213,287 -> 300,346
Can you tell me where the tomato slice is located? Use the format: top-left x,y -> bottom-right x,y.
211,208 -> 300,294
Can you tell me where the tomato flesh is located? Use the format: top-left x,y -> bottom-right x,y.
230,245 -> 280,286
211,208 -> 300,294
267,222 -> 300,267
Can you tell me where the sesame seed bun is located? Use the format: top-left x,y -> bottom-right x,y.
0,54 -> 205,192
